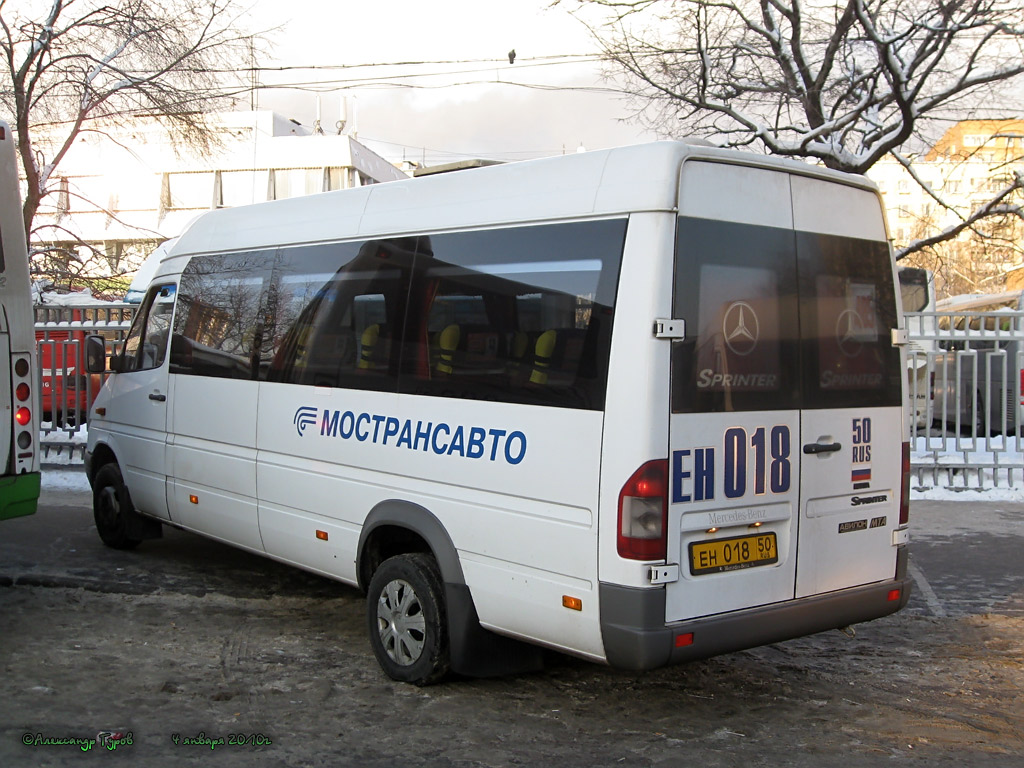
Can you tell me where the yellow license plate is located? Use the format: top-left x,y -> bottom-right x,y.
689,533 -> 778,575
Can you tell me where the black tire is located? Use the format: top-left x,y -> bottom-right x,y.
366,553 -> 450,686
92,463 -> 142,550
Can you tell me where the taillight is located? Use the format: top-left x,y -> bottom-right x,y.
15,406 -> 31,427
899,441 -> 910,526
617,459 -> 668,561
11,354 -> 36,464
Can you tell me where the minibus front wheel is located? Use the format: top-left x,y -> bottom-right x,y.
92,464 -> 143,550
366,553 -> 450,685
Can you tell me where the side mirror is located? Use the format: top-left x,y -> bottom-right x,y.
84,335 -> 108,374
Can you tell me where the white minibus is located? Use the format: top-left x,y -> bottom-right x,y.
84,142 -> 911,684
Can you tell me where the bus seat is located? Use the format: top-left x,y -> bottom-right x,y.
436,324 -> 460,375
529,329 -> 557,385
357,323 -> 392,372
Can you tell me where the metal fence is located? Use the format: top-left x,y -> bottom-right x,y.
35,303 -> 1024,490
35,303 -> 135,463
905,309 -> 1023,490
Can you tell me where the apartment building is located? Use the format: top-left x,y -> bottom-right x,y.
868,119 -> 1023,294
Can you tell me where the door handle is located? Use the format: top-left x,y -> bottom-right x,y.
803,441 -> 841,454
148,393 -> 166,402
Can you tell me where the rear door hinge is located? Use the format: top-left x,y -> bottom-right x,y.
654,319 -> 685,340
891,328 -> 909,346
648,564 -> 680,584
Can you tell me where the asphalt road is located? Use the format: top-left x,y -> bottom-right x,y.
0,487 -> 1022,767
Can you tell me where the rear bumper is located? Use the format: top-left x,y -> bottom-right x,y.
600,546 -> 911,671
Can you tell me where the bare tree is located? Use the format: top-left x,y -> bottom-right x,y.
0,0 -> 264,287
563,0 -> 1024,259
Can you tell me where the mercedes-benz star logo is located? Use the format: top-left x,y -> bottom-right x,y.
722,301 -> 760,356
836,309 -> 866,358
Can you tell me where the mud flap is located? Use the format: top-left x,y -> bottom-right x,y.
124,509 -> 163,541
445,583 -> 544,678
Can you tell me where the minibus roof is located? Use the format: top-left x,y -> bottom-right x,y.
165,141 -> 880,265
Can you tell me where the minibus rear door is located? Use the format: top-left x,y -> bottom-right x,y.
790,185 -> 904,598
666,162 -> 804,622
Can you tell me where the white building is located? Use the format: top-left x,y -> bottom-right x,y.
33,111 -> 408,279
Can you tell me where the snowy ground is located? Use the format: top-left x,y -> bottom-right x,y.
40,469 -> 91,493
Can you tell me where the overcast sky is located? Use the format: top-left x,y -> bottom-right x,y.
247,0 -> 658,165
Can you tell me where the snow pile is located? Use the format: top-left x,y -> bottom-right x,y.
41,470 -> 91,493
910,434 -> 1022,501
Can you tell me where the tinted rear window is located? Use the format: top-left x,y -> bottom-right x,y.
672,218 -> 800,413
797,232 -> 902,409
672,218 -> 901,413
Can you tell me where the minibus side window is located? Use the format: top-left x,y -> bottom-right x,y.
122,284 -> 177,372
265,238 -> 418,392
400,219 -> 625,410
171,252 -> 273,380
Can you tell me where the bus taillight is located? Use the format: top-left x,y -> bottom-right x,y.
617,460 -> 668,561
15,382 -> 30,401
15,406 -> 31,427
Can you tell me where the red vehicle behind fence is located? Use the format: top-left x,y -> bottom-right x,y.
35,307 -> 104,424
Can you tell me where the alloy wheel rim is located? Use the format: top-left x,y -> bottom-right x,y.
376,578 -> 426,665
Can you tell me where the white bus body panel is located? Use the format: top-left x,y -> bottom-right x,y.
95,355 -> 171,520
796,406 -> 902,596
168,376 -> 263,551
598,213 -> 675,589
255,385 -> 606,657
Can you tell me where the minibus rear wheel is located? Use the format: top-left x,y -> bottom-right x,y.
366,553 -> 450,685
92,464 -> 142,550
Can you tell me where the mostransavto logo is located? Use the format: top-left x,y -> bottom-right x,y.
293,406 -> 318,437
292,406 -> 528,465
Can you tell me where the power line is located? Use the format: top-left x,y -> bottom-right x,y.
249,52 -> 604,73
255,79 -> 625,95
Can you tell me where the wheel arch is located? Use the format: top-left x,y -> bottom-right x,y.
356,499 -> 466,593
357,499 -> 544,678
86,441 -> 119,485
